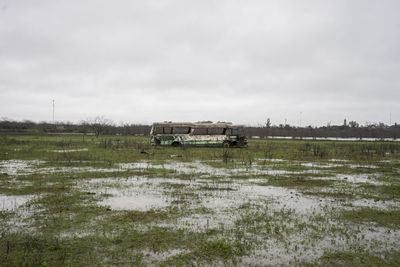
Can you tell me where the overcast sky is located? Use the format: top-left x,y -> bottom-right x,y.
0,0 -> 399,126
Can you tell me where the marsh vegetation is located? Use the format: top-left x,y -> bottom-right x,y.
0,135 -> 399,265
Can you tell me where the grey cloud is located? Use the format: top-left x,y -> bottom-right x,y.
0,0 -> 399,125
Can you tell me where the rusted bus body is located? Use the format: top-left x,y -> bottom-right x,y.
150,122 -> 247,147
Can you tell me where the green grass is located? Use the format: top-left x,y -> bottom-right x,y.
1,134 -> 400,265
361,184 -> 400,199
339,207 -> 400,228
255,176 -> 335,188
2,134 -> 400,164
303,191 -> 353,199
315,250 -> 400,266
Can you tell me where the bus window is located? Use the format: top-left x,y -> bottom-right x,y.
208,128 -> 224,135
193,128 -> 208,135
154,127 -> 163,134
173,127 -> 190,134
163,127 -> 172,134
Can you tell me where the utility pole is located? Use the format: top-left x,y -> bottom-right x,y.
52,99 -> 55,125
390,112 -> 392,126
300,112 -> 302,127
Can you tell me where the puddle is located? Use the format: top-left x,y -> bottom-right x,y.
348,164 -> 378,169
242,184 -> 331,214
201,187 -> 243,210
51,148 -> 89,153
0,194 -> 33,211
257,158 -> 288,163
0,159 -> 315,179
328,159 -> 349,162
119,162 -> 152,169
2,157 -> 399,264
79,177 -> 186,211
300,162 -> 343,168
122,160 -> 301,178
350,199 -> 400,210
0,160 -> 44,175
141,248 -> 189,265
360,227 -> 400,250
169,211 -> 239,232
240,243 -> 324,266
241,226 -> 400,266
102,192 -> 168,211
265,136 -> 400,142
120,161 -> 233,176
36,166 -> 124,175
334,174 -> 384,185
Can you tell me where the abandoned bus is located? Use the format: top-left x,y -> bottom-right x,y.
150,122 -> 247,147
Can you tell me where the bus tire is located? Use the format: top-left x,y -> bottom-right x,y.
223,142 -> 230,148
171,142 -> 181,147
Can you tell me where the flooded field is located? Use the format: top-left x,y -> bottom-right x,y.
0,135 -> 399,265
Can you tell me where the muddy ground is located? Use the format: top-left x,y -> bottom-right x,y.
0,135 -> 399,266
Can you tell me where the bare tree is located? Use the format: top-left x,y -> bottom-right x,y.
85,116 -> 113,137
349,121 -> 359,128
265,118 -> 271,128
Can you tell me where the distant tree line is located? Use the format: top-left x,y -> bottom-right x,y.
0,118 -> 399,139
0,117 -> 150,136
245,124 -> 400,139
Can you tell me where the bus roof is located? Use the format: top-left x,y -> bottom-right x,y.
151,122 -> 244,129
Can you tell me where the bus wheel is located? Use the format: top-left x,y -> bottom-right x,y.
171,142 -> 181,147
223,142 -> 230,148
